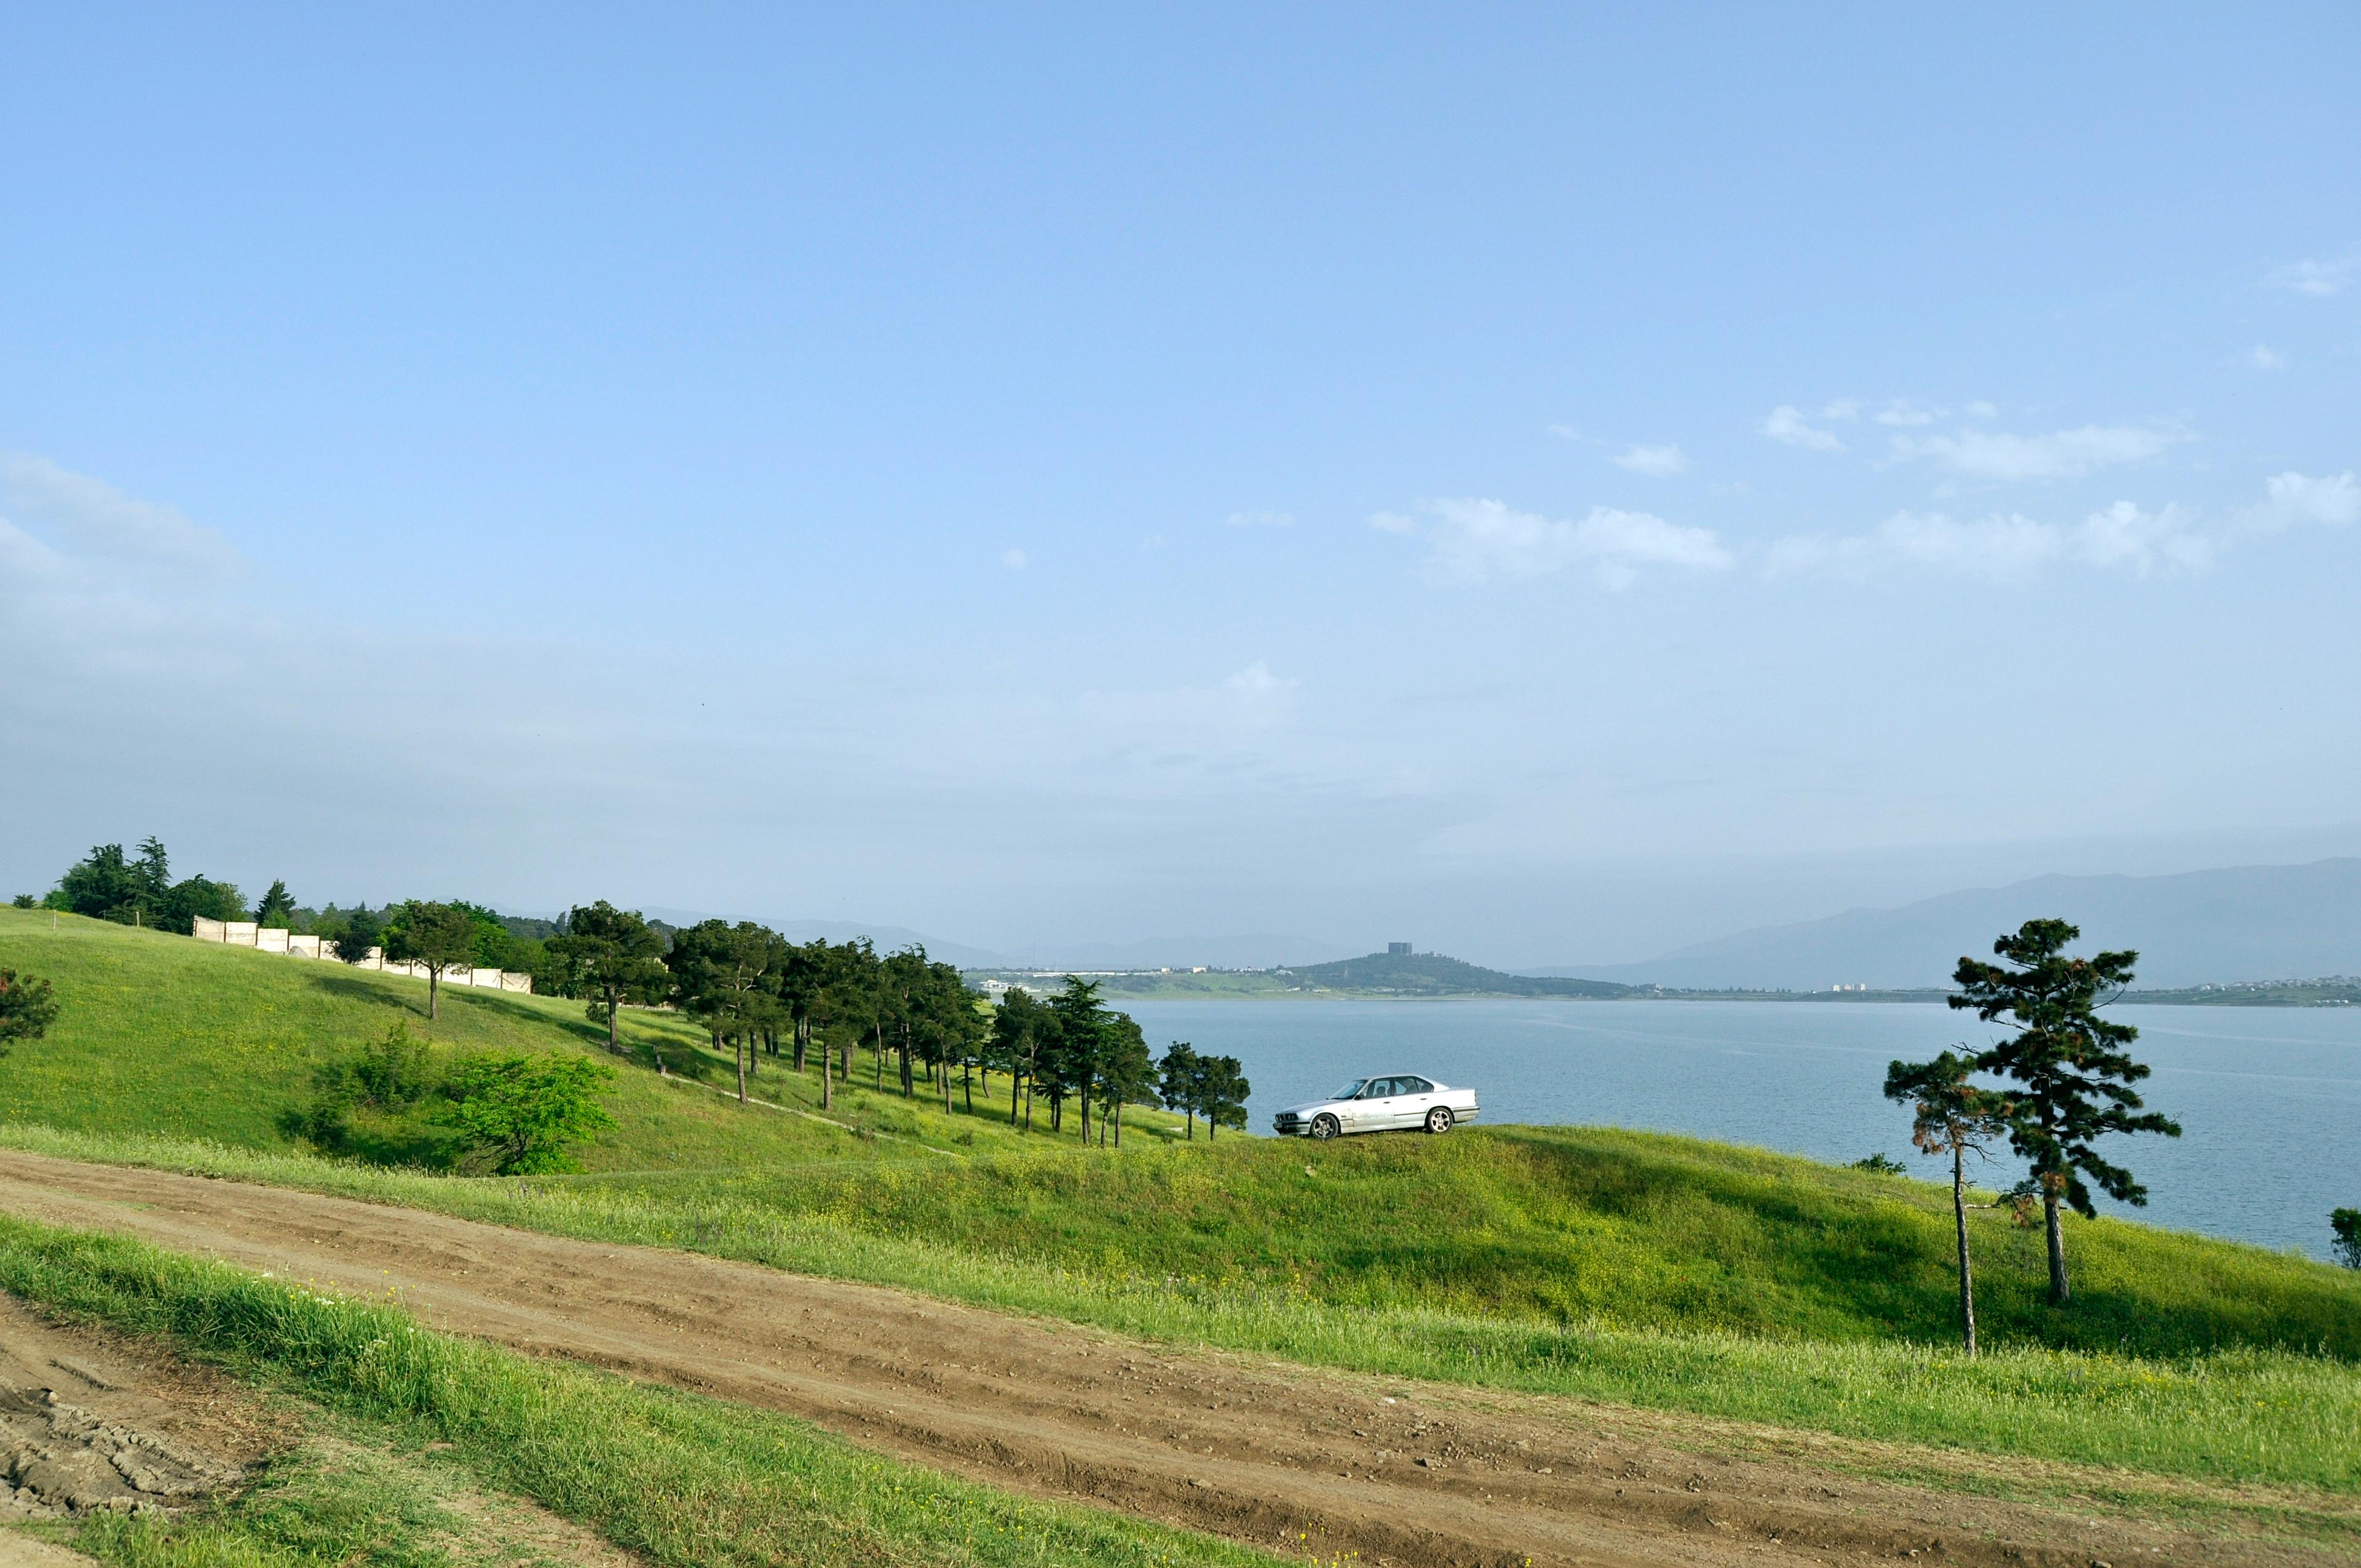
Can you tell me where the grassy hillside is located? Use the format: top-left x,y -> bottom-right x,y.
0,908 -> 1165,1170
587,1121 -> 2361,1361
6,908 -> 2359,1492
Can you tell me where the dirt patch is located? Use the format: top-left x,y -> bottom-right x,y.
0,1149 -> 2349,1567
0,1293 -> 278,1522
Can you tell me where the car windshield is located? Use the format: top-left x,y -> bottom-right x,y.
1329,1079 -> 1369,1101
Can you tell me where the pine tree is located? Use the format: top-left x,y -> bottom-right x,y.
1950,919 -> 2180,1305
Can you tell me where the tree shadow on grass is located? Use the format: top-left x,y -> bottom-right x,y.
301,969 -> 426,1018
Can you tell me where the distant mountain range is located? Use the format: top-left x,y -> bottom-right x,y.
1530,858 -> 2361,991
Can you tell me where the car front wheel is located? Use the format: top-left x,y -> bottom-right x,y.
1424,1106 -> 1453,1134
1309,1114 -> 1340,1139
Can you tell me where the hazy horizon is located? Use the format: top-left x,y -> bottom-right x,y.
7,8 -> 2357,969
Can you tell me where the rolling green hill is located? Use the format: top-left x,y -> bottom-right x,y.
6,906 -> 2359,1493
0,907 -> 1139,1168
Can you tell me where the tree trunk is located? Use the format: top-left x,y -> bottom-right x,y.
1011,1069 -> 1022,1126
873,1023 -> 885,1090
820,1027 -> 832,1111
1112,1099 -> 1121,1147
1952,1143 -> 1977,1355
428,966 -> 440,1020
735,1034 -> 748,1104
606,988 -> 621,1053
2043,1184 -> 2070,1305
1185,1109 -> 1195,1140
1078,1082 -> 1090,1145
793,1018 -> 807,1073
962,1058 -> 973,1113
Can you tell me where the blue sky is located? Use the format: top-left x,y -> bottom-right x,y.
4,4 -> 2358,965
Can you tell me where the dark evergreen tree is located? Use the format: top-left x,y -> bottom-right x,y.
254,879 -> 298,928
1158,1041 -> 1203,1138
1884,1048 -> 2011,1354
2333,1209 -> 2361,1270
0,968 -> 59,1056
1950,918 -> 2181,1305
1196,1055 -> 1250,1141
547,901 -> 670,1056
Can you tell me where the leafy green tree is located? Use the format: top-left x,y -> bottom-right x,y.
9,896 -> 33,910
384,901 -> 481,1021
546,902 -> 669,1056
0,968 -> 60,1057
1950,919 -> 2181,1305
2333,1210 -> 2361,1270
440,1053 -> 617,1174
1195,1055 -> 1250,1141
254,879 -> 298,929
1884,1049 -> 2012,1355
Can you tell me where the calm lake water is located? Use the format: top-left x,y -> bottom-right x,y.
1118,999 -> 2361,1261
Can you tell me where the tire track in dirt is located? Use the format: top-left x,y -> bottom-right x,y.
0,1150 -> 2339,1567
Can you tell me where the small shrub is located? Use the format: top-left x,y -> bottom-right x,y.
2334,1208 -> 2361,1270
440,1053 -> 617,1174
9,894 -> 34,909
1851,1153 -> 1908,1176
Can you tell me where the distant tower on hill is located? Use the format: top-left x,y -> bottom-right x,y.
1387,941 -> 1413,956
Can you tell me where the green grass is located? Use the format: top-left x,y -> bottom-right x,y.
7,1122 -> 2358,1497
0,1214 -> 1289,1568
6,911 -> 2360,1495
654,1122 -> 2359,1361
0,908 -> 1179,1171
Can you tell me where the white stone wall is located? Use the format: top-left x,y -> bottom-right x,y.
188,916 -> 533,993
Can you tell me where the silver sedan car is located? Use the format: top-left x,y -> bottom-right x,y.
1271,1074 -> 1479,1139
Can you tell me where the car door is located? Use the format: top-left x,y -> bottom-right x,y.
1352,1077 -> 1399,1131
1394,1075 -> 1437,1128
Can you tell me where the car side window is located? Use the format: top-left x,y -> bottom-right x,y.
1400,1076 -> 1433,1094
1374,1077 -> 1404,1097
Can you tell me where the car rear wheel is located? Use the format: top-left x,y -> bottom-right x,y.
1309,1114 -> 1340,1139
1424,1106 -> 1453,1134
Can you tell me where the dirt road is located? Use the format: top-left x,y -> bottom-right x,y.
0,1150 -> 2339,1567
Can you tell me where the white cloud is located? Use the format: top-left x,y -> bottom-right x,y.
2268,253 -> 2360,298
1611,443 -> 1689,477
1767,511 -> 2063,580
2244,470 -> 2361,531
1763,405 -> 1845,453
1224,660 -> 1297,697
0,451 -> 238,574
1873,400 -> 1943,427
1770,503 -> 2215,581
1888,422 -> 2185,482
1380,497 -> 1731,589
2073,501 -> 2213,575
1002,548 -> 1028,569
1965,402 -> 1998,419
2250,344 -> 2287,371
1818,400 -> 1861,421
1224,510 -> 1295,528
